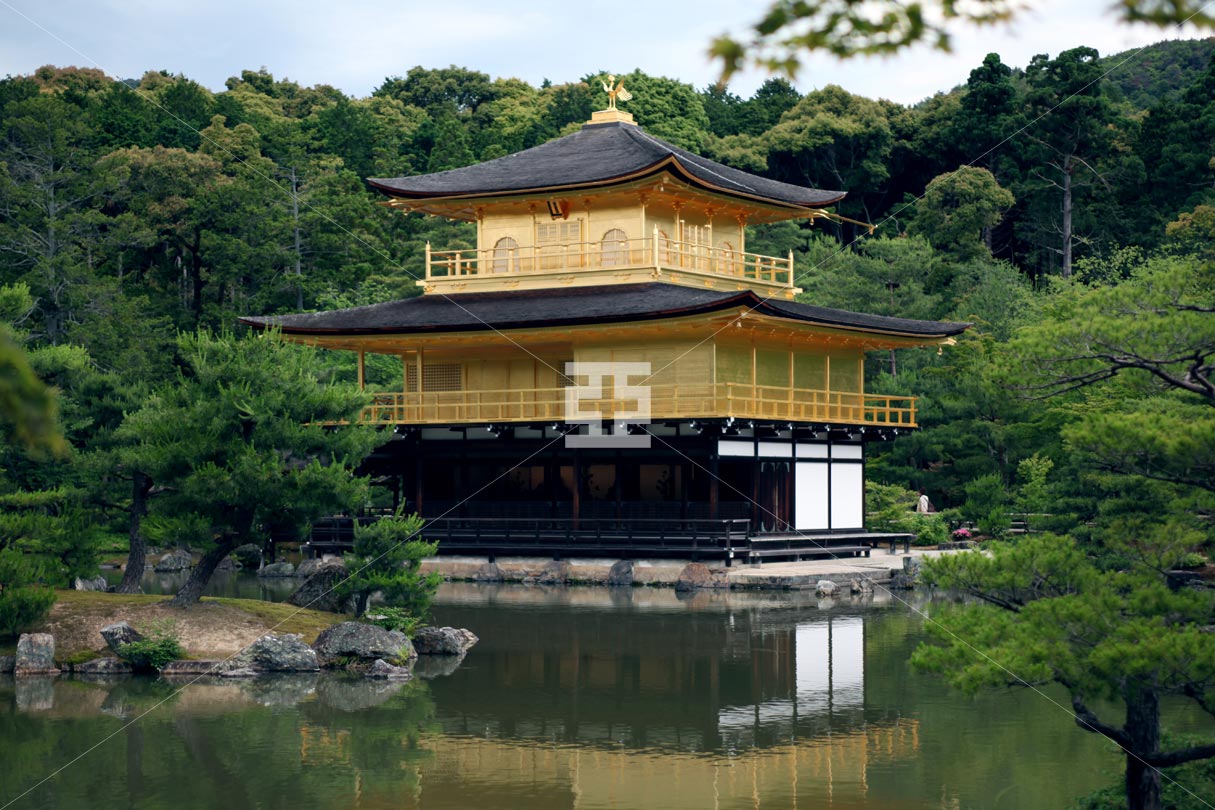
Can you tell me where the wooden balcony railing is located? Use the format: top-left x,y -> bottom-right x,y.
426,235 -> 795,288
357,383 -> 916,427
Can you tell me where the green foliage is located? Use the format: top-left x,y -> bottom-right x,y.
366,607 -> 424,638
962,473 -> 1011,538
711,0 -> 1214,78
0,548 -> 56,638
115,329 -> 382,604
865,482 -> 947,545
116,619 -> 184,671
910,166 -> 1014,260
337,511 -> 440,622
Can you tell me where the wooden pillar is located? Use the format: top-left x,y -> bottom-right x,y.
572,449 -> 582,529
357,349 -> 365,390
414,449 -> 424,516
709,452 -> 719,520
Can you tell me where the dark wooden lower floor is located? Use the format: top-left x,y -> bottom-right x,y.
316,420 -> 901,564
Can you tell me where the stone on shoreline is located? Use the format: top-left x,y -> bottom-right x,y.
413,627 -> 478,656
474,562 -> 504,582
296,556 -> 344,578
161,660 -> 229,676
815,580 -> 838,596
154,548 -> 193,572
288,562 -> 348,612
537,561 -> 569,585
312,622 -> 416,667
0,655 -> 14,674
100,621 -> 144,654
73,575 -> 109,592
75,657 -> 132,675
15,634 -> 59,676
606,560 -> 634,587
227,633 -> 319,673
233,543 -> 263,567
675,563 -> 728,592
257,561 -> 295,578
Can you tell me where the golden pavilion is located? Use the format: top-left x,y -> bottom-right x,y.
242,95 -> 967,563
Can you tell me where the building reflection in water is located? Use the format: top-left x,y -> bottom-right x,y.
380,585 -> 924,809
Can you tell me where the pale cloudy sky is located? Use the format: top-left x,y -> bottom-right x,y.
0,0 -> 1209,104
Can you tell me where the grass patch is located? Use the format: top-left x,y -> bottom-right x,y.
205,597 -> 342,642
42,590 -> 343,659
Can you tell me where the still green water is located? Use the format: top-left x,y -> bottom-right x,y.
2,583 -> 1136,809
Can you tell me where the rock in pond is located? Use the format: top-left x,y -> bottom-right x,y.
288,562 -> 348,612
15,633 -> 58,675
75,657 -> 132,675
227,633 -> 319,673
232,543 -> 263,567
296,556 -> 344,578
367,659 -> 413,680
100,621 -> 144,654
607,559 -> 634,587
73,575 -> 109,592
816,579 -> 838,596
537,561 -> 569,585
160,660 -> 228,677
257,561 -> 295,578
413,627 -> 478,656
154,548 -> 193,572
0,654 -> 14,673
313,622 -> 416,667
474,562 -> 504,582
675,563 -> 728,592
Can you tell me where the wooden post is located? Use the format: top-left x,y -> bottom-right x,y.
425,241 -> 432,279
787,250 -> 795,287
357,350 -> 365,390
652,225 -> 660,269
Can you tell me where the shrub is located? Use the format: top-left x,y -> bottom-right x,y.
0,548 -> 56,638
910,513 -> 949,546
366,606 -> 424,637
117,619 -> 183,671
336,509 -> 441,622
1177,552 -> 1207,570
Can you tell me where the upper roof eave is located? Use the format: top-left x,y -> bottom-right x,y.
367,121 -> 845,211
239,283 -> 970,342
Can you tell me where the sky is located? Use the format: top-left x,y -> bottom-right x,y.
0,0 -> 1210,105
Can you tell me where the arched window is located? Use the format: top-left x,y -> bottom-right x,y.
492,236 -> 518,274
600,228 -> 628,267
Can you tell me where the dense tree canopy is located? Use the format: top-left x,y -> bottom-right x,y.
1,45 -> 1214,804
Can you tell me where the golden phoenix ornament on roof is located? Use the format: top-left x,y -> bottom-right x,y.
602,74 -> 632,110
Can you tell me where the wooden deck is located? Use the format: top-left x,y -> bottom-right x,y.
305,516 -> 910,566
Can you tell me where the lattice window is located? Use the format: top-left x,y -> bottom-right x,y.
683,223 -> 708,246
424,362 -> 463,392
657,230 -> 671,265
407,361 -> 462,392
538,221 -> 581,271
537,221 -> 581,244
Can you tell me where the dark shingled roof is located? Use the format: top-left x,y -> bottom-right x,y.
240,283 -> 969,339
367,121 -> 845,208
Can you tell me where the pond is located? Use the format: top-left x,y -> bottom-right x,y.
0,582 -> 1161,809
